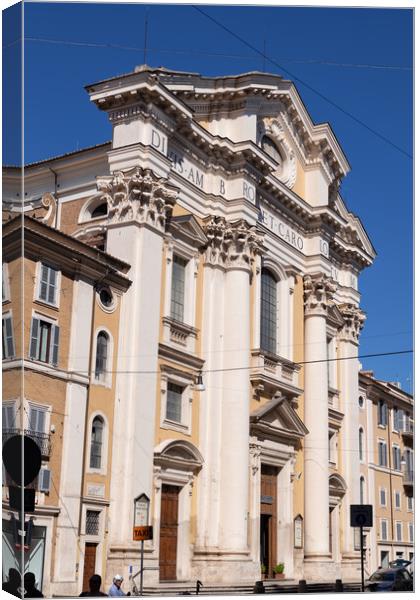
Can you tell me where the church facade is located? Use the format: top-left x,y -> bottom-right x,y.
3,65 -> 411,596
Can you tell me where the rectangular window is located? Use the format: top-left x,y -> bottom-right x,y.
29,317 -> 59,365
408,522 -> 414,543
380,488 -> 387,507
170,256 -> 187,322
166,382 -> 183,423
396,522 -> 403,542
407,496 -> 413,511
38,264 -> 58,305
393,446 -> 401,470
85,510 -> 100,536
328,431 -> 337,464
2,263 -> 10,302
2,315 -> 15,359
381,520 -> 388,541
260,270 -> 277,354
378,441 -> 387,467
393,408 -> 404,431
327,337 -> 335,387
2,404 -> 15,430
38,468 -> 51,493
378,400 -> 388,426
395,491 -> 401,509
29,406 -> 46,434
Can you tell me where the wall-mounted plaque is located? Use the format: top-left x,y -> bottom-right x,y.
294,514 -> 303,549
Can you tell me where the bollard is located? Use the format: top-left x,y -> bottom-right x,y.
335,579 -> 344,592
298,579 -> 307,593
253,580 -> 265,594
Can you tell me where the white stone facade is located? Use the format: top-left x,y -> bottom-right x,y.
3,66 -> 385,593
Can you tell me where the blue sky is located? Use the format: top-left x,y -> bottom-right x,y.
3,2 -> 413,390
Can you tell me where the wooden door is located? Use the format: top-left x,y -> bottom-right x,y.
159,485 -> 180,581
260,465 -> 278,577
82,543 -> 97,592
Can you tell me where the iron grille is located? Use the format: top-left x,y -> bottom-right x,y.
86,510 -> 100,535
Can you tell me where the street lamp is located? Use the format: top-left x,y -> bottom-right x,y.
195,371 -> 205,392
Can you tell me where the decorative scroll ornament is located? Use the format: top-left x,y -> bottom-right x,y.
338,303 -> 366,343
96,166 -> 178,231
258,117 -> 297,189
203,216 -> 265,271
303,273 -> 337,317
249,442 -> 262,476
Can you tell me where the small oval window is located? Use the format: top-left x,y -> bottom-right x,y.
99,287 -> 113,308
358,395 -> 364,408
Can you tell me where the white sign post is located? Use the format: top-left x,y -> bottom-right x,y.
134,495 -> 150,596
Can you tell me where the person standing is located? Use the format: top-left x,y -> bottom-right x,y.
23,572 -> 43,598
3,568 -> 21,598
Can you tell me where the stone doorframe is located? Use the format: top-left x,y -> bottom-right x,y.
249,437 -> 296,579
329,473 -> 347,565
152,440 -> 203,583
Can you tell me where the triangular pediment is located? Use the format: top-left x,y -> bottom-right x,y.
250,392 -> 308,446
335,195 -> 376,259
169,214 -> 208,247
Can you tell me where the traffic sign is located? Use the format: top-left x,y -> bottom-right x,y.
350,504 -> 373,528
133,525 -> 153,541
2,435 -> 42,486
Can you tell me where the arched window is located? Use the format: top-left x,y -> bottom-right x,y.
95,331 -> 109,380
260,269 -> 277,354
360,476 -> 365,503
359,427 -> 364,461
91,203 -> 108,219
90,416 -> 104,469
261,135 -> 283,165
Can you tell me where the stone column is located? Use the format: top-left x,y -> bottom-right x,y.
195,217 -> 264,581
337,303 -> 366,576
220,219 -> 264,553
303,273 -> 336,578
96,167 -> 177,554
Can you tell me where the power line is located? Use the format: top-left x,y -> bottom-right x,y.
23,348 -> 413,377
192,6 -> 412,159
7,37 -> 412,71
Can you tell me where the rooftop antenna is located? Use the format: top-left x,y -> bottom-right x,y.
262,38 -> 266,72
143,7 -> 149,65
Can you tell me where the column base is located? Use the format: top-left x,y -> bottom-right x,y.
191,550 -> 257,584
303,555 -> 337,581
340,554 -> 363,581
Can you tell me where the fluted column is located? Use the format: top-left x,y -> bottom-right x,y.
303,273 -> 336,564
97,167 -> 177,548
197,217 -> 264,557
338,303 -> 366,562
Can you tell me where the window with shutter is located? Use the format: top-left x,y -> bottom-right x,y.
38,468 -> 51,493
2,263 -> 10,302
395,491 -> 401,509
2,315 -> 15,359
29,406 -> 46,434
28,317 -> 59,365
2,404 -> 15,430
38,264 -> 58,305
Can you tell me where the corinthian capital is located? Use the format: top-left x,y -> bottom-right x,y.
96,167 -> 178,231
203,216 -> 265,271
303,273 -> 336,317
338,303 -> 366,343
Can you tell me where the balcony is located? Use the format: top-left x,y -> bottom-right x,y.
402,468 -> 413,487
401,419 -> 414,445
250,348 -> 302,399
2,429 -> 52,458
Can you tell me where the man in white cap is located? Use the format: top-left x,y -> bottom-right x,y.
108,574 -> 129,597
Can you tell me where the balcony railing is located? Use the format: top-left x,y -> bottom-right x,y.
401,419 -> 414,435
2,428 -> 52,458
402,468 -> 414,486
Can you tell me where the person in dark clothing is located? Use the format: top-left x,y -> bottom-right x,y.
3,568 -> 22,598
24,572 -> 43,598
80,574 -> 108,597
